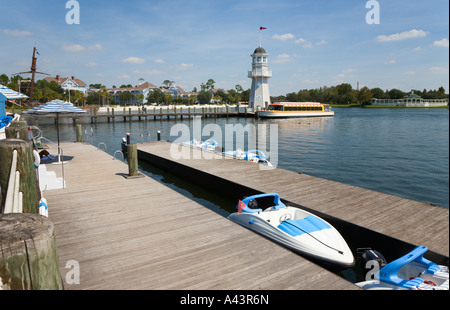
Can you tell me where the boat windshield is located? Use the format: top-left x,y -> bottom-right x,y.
267,105 -> 283,111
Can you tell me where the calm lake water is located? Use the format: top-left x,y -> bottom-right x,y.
33,107 -> 449,209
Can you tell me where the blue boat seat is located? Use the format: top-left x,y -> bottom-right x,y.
378,246 -> 440,289
277,216 -> 331,237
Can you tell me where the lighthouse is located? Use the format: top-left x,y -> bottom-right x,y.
248,46 -> 272,110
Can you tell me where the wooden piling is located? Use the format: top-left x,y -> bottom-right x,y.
0,213 -> 63,290
127,144 -> 138,177
76,124 -> 83,142
0,139 -> 39,214
5,121 -> 28,140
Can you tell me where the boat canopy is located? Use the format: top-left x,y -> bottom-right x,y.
0,84 -> 29,117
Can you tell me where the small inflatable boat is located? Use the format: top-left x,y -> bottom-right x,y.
228,193 -> 354,269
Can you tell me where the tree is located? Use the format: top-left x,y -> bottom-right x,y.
162,80 -> 174,88
206,79 -> 215,90
388,88 -> 405,99
118,91 -> 132,105
370,87 -> 386,99
336,83 -> 353,96
0,74 -> 9,85
197,90 -> 212,104
147,88 -> 166,104
357,86 -> 373,104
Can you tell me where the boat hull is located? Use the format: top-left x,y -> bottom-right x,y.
258,111 -> 334,118
228,207 -> 354,269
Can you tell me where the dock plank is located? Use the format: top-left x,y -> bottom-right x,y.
42,142 -> 356,290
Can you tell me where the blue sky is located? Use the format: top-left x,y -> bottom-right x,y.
0,0 -> 448,96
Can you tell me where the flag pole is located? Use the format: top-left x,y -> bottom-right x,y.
259,27 -> 266,47
259,29 -> 262,47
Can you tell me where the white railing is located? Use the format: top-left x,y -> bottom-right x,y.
248,70 -> 272,78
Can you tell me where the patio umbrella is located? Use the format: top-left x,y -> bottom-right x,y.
23,99 -> 87,158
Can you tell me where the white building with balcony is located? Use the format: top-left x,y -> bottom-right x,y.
248,46 -> 272,110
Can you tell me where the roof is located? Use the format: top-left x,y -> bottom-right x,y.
0,84 -> 29,100
271,102 -> 325,106
22,99 -> 87,115
253,46 -> 267,54
44,76 -> 88,87
107,82 -> 158,93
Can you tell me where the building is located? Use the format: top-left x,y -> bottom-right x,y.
0,84 -> 29,116
371,91 -> 448,107
44,75 -> 88,95
248,46 -> 272,110
107,82 -> 158,105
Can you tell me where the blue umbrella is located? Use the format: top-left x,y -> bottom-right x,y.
23,99 -> 87,150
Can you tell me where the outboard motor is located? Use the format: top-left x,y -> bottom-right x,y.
356,248 -> 387,281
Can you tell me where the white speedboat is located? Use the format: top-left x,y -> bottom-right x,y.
223,149 -> 272,167
228,193 -> 354,269
356,246 -> 449,290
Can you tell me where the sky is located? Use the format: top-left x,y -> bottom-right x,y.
0,0 -> 448,96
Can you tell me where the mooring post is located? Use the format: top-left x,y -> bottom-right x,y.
0,139 -> 39,214
0,213 -> 63,290
76,124 -> 83,142
157,130 -> 161,141
127,144 -> 138,177
5,121 -> 28,140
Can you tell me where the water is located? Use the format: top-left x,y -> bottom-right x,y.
31,107 -> 449,209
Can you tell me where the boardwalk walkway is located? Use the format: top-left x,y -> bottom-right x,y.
42,142 -> 357,290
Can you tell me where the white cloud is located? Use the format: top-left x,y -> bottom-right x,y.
384,60 -> 396,64
178,63 -> 194,70
122,57 -> 145,64
316,40 -> 327,46
433,38 -> 449,48
413,46 -> 422,51
61,43 -> 103,52
272,33 -> 295,41
294,38 -> 306,44
2,29 -> 33,36
86,62 -> 98,67
429,66 -> 449,74
132,69 -> 163,75
302,79 -> 319,84
118,74 -> 131,79
272,54 -> 293,64
303,42 -> 313,49
377,29 -> 428,42
154,59 -> 165,63
343,68 -> 357,73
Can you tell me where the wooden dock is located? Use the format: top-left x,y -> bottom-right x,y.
137,141 -> 449,261
42,142 -> 357,290
23,106 -> 255,124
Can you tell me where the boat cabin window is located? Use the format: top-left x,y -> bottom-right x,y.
268,105 -> 283,111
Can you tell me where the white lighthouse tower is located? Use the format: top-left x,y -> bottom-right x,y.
248,46 -> 272,110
